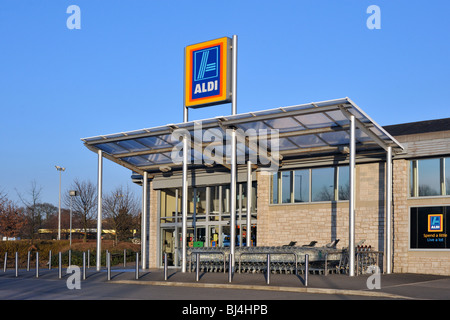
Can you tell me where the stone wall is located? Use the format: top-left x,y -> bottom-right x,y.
393,159 -> 450,276
256,162 -> 386,252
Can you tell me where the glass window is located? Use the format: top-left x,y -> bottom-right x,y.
311,167 -> 334,202
251,182 -> 257,211
271,173 -> 279,204
418,159 -> 440,196
195,187 -> 207,216
281,171 -> 292,203
410,161 -> 416,197
294,170 -> 309,202
160,189 -> 178,223
446,158 -> 450,196
241,183 -> 247,211
338,166 -> 350,200
222,186 -> 230,214
210,186 -> 220,213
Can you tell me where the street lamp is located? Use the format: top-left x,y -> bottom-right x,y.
55,165 -> 66,240
69,190 -> 79,247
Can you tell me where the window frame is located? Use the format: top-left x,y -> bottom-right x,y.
270,165 -> 349,205
410,157 -> 450,198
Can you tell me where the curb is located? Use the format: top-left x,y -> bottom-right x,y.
110,279 -> 413,300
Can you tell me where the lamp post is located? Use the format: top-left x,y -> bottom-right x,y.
69,190 -> 79,247
55,166 -> 65,240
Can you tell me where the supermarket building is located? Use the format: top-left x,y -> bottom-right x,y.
82,97 -> 450,276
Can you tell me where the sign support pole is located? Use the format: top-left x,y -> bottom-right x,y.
182,46 -> 189,273
230,35 -> 238,272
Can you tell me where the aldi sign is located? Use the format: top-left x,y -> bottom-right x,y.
410,207 -> 449,249
428,214 -> 444,232
185,37 -> 232,108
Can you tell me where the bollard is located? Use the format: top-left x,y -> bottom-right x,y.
82,252 -> 86,280
87,249 -> 90,269
15,252 -> 18,277
305,254 -> 309,287
164,253 -> 168,281
36,252 -> 39,278
135,252 -> 139,280
107,251 -> 111,281
195,253 -> 200,282
266,254 -> 270,285
49,250 -> 52,270
228,253 -> 233,283
3,252 -> 7,272
58,252 -> 62,279
27,251 -> 30,271
124,249 -> 126,268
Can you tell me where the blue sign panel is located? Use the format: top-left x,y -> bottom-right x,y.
192,45 -> 220,100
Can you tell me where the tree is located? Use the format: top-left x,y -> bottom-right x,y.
103,185 -> 140,245
64,179 -> 97,242
16,180 -> 43,241
0,198 -> 26,239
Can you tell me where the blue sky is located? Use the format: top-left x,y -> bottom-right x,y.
1,1 -> 449,206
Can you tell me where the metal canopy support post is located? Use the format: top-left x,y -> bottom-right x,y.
181,103 -> 189,273
230,128 -> 237,269
96,150 -> 103,272
247,160 -> 252,247
386,146 -> 393,274
349,115 -> 356,277
230,34 -> 238,270
141,171 -> 149,270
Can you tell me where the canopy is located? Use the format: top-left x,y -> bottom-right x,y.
81,97 -> 404,175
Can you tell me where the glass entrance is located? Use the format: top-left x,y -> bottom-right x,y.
161,228 -> 175,267
159,182 -> 257,267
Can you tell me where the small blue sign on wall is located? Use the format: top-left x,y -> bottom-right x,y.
428,214 -> 443,232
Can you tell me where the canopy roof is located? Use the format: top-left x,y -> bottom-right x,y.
81,97 -> 404,175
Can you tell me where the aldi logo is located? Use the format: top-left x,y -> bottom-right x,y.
428,214 -> 444,232
185,37 -> 232,108
194,47 -> 218,82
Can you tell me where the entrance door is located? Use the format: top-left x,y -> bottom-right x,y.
162,228 -> 175,267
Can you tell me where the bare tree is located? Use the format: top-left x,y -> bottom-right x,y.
0,188 -> 7,203
16,180 -> 43,241
103,185 -> 140,245
0,198 -> 26,239
64,179 -> 97,242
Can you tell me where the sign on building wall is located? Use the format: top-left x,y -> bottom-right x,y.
410,207 -> 449,249
185,37 -> 232,108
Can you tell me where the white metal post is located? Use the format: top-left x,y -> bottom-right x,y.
58,170 -> 61,240
349,115 -> 356,276
69,196 -> 73,247
230,34 -> 238,270
386,146 -> 393,274
96,150 -> 103,271
247,161 -> 252,247
55,166 -> 65,240
181,105 -> 189,273
231,35 -> 237,115
230,129 -> 237,267
141,171 -> 148,270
